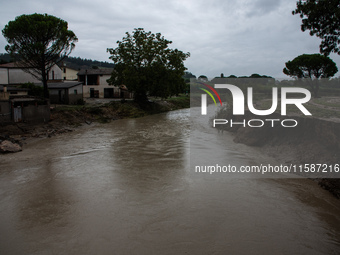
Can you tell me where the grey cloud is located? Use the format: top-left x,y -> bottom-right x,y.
0,0 -> 339,78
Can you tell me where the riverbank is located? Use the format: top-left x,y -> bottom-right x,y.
0,96 -> 190,150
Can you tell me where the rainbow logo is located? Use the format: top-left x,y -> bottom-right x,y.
199,82 -> 222,115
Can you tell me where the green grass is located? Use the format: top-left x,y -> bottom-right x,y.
110,101 -> 146,118
166,95 -> 190,108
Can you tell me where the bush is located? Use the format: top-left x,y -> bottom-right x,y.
20,82 -> 44,97
76,99 -> 85,105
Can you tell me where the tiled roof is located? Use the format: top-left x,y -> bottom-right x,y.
0,85 -> 29,92
0,62 -> 28,68
47,81 -> 83,89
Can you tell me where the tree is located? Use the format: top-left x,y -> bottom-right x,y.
283,53 -> 338,97
293,0 -> 340,56
198,75 -> 208,82
2,13 -> 77,98
107,28 -> 190,102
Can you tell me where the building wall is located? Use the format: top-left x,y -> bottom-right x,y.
0,92 -> 9,100
47,65 -> 63,80
0,101 -> 11,123
99,74 -> 110,86
9,68 -> 41,84
81,74 -> 112,98
83,84 -> 118,98
9,91 -> 28,97
62,67 -> 78,81
22,104 -> 50,123
49,84 -> 83,104
0,68 -> 8,84
70,84 -> 83,95
68,84 -> 83,104
49,89 -> 66,104
7,65 -> 62,84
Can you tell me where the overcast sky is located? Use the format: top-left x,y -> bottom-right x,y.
1,0 -> 339,79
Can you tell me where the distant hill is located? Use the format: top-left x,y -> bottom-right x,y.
61,56 -> 115,70
0,53 -> 12,64
0,53 -> 114,70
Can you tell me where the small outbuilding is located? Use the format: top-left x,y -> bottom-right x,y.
48,81 -> 83,104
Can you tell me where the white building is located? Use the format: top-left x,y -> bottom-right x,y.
0,62 -> 62,85
78,68 -> 133,98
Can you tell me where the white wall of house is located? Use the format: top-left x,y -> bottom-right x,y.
83,74 -> 112,98
4,65 -> 62,85
62,67 -> 78,81
8,68 -> 41,84
0,68 -> 8,84
99,74 -> 110,86
47,65 -> 63,80
83,84 -> 116,98
69,84 -> 83,95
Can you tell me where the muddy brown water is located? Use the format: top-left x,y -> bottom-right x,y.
0,109 -> 340,254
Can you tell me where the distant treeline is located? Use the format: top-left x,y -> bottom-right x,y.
0,53 -> 115,70
61,56 -> 115,70
0,53 -> 12,64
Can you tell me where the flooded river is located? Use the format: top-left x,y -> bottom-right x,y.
1,109 -> 340,254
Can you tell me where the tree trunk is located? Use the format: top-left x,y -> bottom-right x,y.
134,91 -> 148,103
315,79 -> 320,98
41,67 -> 49,99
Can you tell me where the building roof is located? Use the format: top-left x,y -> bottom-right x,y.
77,68 -> 113,75
47,81 -> 83,89
0,62 -> 62,71
0,85 -> 29,92
0,62 -> 28,68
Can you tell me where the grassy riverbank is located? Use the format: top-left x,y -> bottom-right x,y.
53,95 -> 190,123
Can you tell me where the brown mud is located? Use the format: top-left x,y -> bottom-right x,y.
0,97 -> 190,145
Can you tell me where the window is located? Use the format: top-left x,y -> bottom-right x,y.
74,89 -> 77,95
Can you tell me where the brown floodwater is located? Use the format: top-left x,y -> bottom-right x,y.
0,108 -> 339,254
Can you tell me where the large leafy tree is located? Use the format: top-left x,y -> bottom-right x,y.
107,28 -> 190,102
293,0 -> 340,56
283,53 -> 338,97
2,13 -> 78,98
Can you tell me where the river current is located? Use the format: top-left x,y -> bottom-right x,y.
0,108 -> 339,254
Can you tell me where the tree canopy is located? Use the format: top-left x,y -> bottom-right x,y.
107,28 -> 190,102
198,75 -> 208,82
2,13 -> 78,98
293,0 -> 340,56
283,53 -> 338,97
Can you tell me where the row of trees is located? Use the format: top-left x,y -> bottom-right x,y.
2,1 -> 340,101
62,56 -> 115,69
2,13 -> 77,98
0,53 -> 115,70
106,28 -> 189,102
283,0 -> 340,97
2,14 -> 189,102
